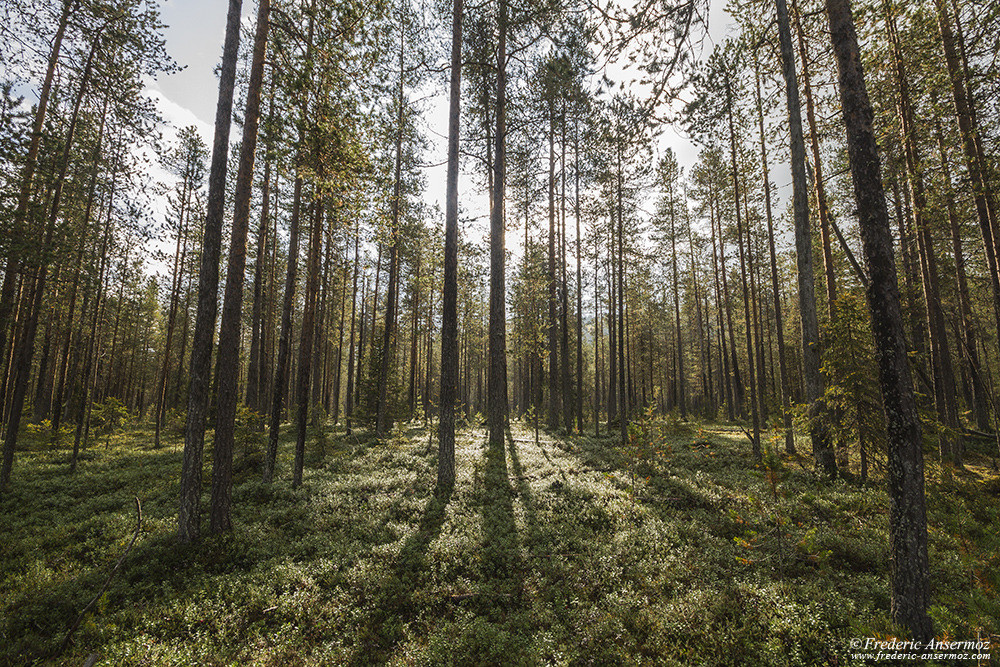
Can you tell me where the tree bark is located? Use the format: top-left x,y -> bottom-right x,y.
775,0 -> 834,475
824,0 -> 932,640
293,201 -> 323,488
210,0 -> 269,532
437,0 -> 461,490
488,0 -> 509,452
755,57 -> 795,453
177,0 -> 243,540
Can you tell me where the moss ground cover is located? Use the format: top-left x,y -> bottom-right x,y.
2,420 -> 997,665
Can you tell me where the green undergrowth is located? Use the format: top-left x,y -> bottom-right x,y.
1,418 -> 997,665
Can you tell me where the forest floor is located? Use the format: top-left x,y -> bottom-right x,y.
2,417 -> 999,666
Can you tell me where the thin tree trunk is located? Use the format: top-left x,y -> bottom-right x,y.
709,188 -> 734,422
346,228 -> 360,434
547,102 -> 559,430
437,0 -> 461,489
725,76 -> 761,459
376,22 -> 407,438
332,242 -> 348,423
293,202 -> 323,487
755,57 -> 795,453
1,27 -> 98,492
488,0 -> 509,453
792,0 -> 838,315
246,96 -> 275,416
574,123 -> 583,432
937,125 -> 989,431
0,0 -> 77,365
885,1 -> 962,467
154,169 -> 191,449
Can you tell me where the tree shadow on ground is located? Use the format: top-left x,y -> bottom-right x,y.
473,429 -> 524,616
348,484 -> 453,665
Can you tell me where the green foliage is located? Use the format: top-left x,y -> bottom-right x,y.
1,420 -> 996,665
91,398 -> 128,440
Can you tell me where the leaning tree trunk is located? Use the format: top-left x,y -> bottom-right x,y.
775,0 -> 835,476
1,27 -> 98,493
0,0 -> 77,374
885,1 -> 962,468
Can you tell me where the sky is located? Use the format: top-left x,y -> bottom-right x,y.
142,0 -> 750,262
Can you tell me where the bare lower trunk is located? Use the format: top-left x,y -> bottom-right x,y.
177,0 -> 243,540
824,0 -> 931,640
437,0 -> 461,490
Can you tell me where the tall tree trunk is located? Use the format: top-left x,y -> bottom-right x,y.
608,205 -> 618,425
547,102 -> 559,430
437,0 -> 461,489
71,203 -> 113,472
775,0 -> 835,476
52,99 -> 108,439
792,0 -> 838,315
755,57 -> 795,453
670,177 -> 686,419
263,174 -> 303,483
332,243 -> 348,423
246,97 -> 275,416
488,0 -> 509,453
715,184 -> 744,418
574,123 -> 584,432
824,0 -> 932,640
210,0 -> 269,532
617,177 -> 627,449
264,1 -> 315,484
293,202 -> 323,487
937,125 -> 989,431
1,27 -> 98,493
709,188 -> 734,421
0,0 -> 77,367
933,0 -> 1000,373
885,1 -> 962,467
154,169 -> 191,448
560,113 -> 572,434
725,76 -> 761,459
408,252 -> 421,418
376,23 -> 407,438
177,0 -> 243,540
346,228 -> 361,434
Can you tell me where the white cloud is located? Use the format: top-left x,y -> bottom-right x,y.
138,87 -> 214,280
144,86 -> 213,143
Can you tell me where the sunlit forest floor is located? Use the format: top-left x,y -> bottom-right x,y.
2,417 -> 999,665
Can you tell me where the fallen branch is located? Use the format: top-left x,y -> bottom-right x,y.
57,497 -> 142,657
